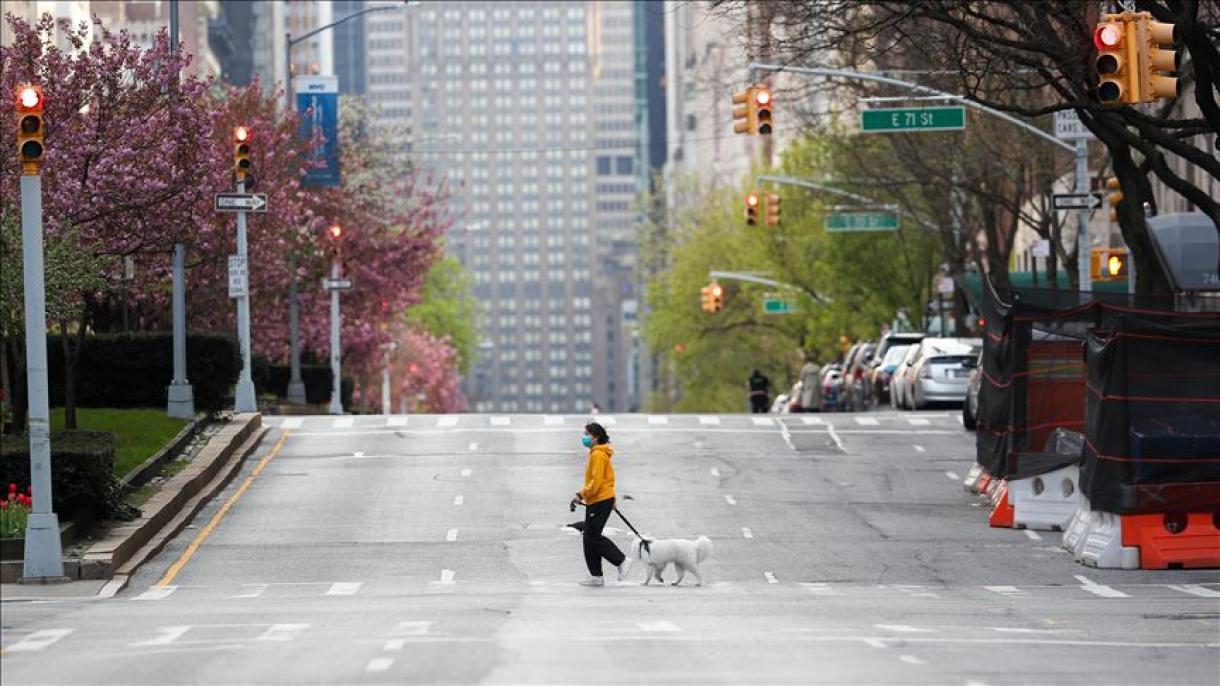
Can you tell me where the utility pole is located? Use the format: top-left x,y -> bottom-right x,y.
328,259 -> 344,415
166,0 -> 194,419
1076,137 -> 1092,292
233,178 -> 257,413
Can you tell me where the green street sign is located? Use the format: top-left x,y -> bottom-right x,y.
824,212 -> 900,232
860,106 -> 966,133
762,298 -> 794,314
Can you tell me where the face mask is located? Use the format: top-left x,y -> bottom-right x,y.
581,435 -> 593,448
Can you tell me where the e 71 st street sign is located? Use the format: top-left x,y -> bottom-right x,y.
825,211 -> 900,232
861,106 -> 966,133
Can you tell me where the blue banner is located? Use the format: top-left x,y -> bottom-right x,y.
295,76 -> 340,187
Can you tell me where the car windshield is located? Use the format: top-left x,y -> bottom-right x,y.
882,345 -> 911,366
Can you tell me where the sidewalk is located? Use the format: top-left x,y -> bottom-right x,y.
0,579 -> 110,602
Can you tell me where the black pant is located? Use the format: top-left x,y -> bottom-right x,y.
750,394 -> 769,413
583,497 -> 625,576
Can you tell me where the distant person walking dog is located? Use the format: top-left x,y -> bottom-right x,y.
747,369 -> 772,413
569,421 -> 629,586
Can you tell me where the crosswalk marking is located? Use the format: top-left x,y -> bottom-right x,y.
599,416 -> 617,425
366,658 -> 395,672
1075,575 -> 1129,598
1166,584 -> 1220,598
877,624 -> 933,633
257,623 -> 309,641
800,416 -> 825,425
468,442 -> 478,451
134,585 -> 177,601
232,584 -> 267,599
699,416 -> 721,425
945,471 -> 960,481
751,417 -> 774,426
741,527 -> 754,539
453,495 -> 464,506
914,444 -> 927,453
710,467 -> 721,477
854,416 -> 879,426
543,415 -> 564,426
326,582 -> 361,596
281,417 -> 303,430
1024,530 -> 1042,541
899,655 -> 926,665
386,416 -> 408,427
131,626 -> 190,647
4,629 -> 73,653
647,415 -> 669,425
438,569 -> 455,584
906,417 -> 930,426
764,572 -> 778,584
437,416 -> 459,427
461,468 -> 472,477
639,621 -> 681,632
985,585 -> 1025,597
446,528 -> 459,542
332,417 -> 354,428
724,494 -> 737,505
392,621 -> 433,636
800,583 -> 843,596
490,416 -> 511,426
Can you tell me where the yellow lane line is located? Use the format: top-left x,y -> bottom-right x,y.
156,430 -> 291,587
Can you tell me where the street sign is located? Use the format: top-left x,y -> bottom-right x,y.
1054,110 -> 1094,140
937,276 -> 955,295
323,278 -> 353,291
1052,193 -> 1103,210
825,212 -> 900,232
1031,239 -> 1051,258
228,255 -> 248,298
762,298 -> 794,314
215,193 -> 268,213
860,106 -> 965,133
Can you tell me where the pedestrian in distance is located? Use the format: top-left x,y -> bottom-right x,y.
798,351 -> 823,412
747,369 -> 772,413
569,421 -> 630,586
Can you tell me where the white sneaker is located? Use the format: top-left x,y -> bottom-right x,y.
616,559 -> 633,582
579,576 -> 605,587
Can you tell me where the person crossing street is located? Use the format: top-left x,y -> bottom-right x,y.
569,421 -> 629,586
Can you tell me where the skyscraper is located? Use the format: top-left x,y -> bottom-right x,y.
366,1 -> 641,413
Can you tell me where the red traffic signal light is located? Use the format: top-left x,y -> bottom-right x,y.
18,86 -> 42,109
745,192 -> 760,225
1093,22 -> 1122,50
327,224 -> 343,240
16,84 -> 45,175
754,86 -> 772,135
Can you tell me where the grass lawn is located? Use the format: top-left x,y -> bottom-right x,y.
49,408 -> 190,478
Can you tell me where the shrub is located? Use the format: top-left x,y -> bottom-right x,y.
0,430 -> 138,522
261,364 -> 353,407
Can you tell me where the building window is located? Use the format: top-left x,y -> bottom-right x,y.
596,156 -> 612,175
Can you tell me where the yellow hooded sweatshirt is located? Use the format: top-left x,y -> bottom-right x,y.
580,443 -> 615,505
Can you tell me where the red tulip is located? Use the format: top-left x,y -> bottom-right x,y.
7,483 -> 15,493
26,485 -> 32,495
0,500 -> 8,510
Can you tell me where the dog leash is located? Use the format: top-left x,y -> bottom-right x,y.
613,506 -> 651,554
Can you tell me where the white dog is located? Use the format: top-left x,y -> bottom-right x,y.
628,536 -> 712,587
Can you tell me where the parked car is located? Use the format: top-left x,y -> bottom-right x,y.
770,390 -> 791,414
871,344 -> 914,405
908,338 -> 983,409
873,332 -> 926,370
890,344 -> 923,409
843,342 -> 878,411
962,350 -> 983,430
821,364 -> 845,411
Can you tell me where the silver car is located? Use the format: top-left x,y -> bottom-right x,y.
909,338 -> 982,408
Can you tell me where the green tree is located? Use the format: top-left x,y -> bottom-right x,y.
406,255 -> 478,375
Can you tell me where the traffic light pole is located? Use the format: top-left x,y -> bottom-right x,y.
1075,137 -> 1092,292
286,277 -> 306,404
328,260 -> 344,415
234,181 -> 257,413
19,173 -> 66,581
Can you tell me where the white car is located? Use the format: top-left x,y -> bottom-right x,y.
889,344 -> 922,410
908,338 -> 983,409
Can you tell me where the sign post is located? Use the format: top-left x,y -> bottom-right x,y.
323,265 -> 352,415
232,182 -> 257,413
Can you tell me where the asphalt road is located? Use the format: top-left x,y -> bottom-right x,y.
2,410 -> 1218,685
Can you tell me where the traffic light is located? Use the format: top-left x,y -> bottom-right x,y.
764,193 -> 781,227
233,125 -> 252,183
1091,247 -> 1129,281
1137,14 -> 1180,102
1094,15 -> 1135,104
700,285 -> 714,312
1105,177 -> 1123,221
16,84 -> 44,175
754,85 -> 772,135
327,224 -> 343,241
731,88 -> 754,134
744,192 -> 760,225
709,282 -> 724,312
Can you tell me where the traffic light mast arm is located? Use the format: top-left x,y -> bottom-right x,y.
707,270 -> 832,304
756,174 -> 938,233
746,63 -> 1074,153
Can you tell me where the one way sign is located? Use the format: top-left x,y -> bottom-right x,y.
214,193 -> 269,213
1052,193 -> 1103,210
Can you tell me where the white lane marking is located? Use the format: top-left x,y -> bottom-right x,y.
468,442 -> 478,451
957,414 -> 964,425
281,417 -> 304,430
854,416 -> 879,426
384,640 -> 407,650
353,451 -> 365,458
899,654 -> 926,665
724,494 -> 737,505
647,415 -> 669,425
325,582 -> 361,596
698,416 -> 721,425
992,627 -> 1076,634
366,658 -> 395,673
906,417 -> 930,426
826,423 -> 847,452
5,629 -> 74,652
1167,584 -> 1220,598
453,495 -> 464,506
864,638 -> 888,649
460,468 -> 472,477
764,572 -> 778,584
800,583 -> 843,596
1024,530 -> 1043,541
639,621 -> 680,632
134,585 -> 177,601
945,471 -> 960,481
438,569 -> 455,584
985,585 -> 1025,597
1075,575 -> 1129,598
751,417 -> 774,426
490,416 -> 511,426
446,528 -> 459,542
876,624 -> 933,633
801,416 -> 825,425
437,416 -> 459,427
333,417 -> 354,428
741,527 -> 754,539
780,421 -> 796,451
392,621 -> 433,636
965,682 -> 991,686
257,623 -> 309,642
599,416 -> 617,425
131,626 -> 191,647
710,467 -> 721,477
543,415 -> 564,426
232,584 -> 267,599
914,444 -> 927,453
386,416 -> 408,427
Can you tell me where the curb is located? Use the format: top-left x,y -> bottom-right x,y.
120,414 -> 207,491
0,413 -> 266,586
